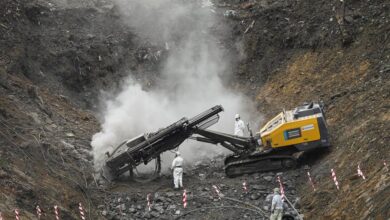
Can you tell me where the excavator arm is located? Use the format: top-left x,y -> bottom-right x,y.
191,128 -> 257,155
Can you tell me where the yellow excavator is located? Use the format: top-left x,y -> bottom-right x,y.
223,102 -> 330,177
102,102 -> 330,181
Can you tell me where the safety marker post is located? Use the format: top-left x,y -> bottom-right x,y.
0,212 -> 2,220
331,169 -> 340,190
79,203 -> 86,220
357,165 -> 366,180
15,209 -> 20,220
146,193 -> 151,211
54,205 -> 60,220
36,205 -> 42,219
182,189 -> 187,208
212,185 -> 221,200
242,180 -> 248,193
277,176 -> 286,200
307,171 -> 316,191
384,160 -> 389,172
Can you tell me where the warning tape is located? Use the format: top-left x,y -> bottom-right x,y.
331,169 -> 340,190
183,189 -> 187,208
277,176 -> 286,200
79,203 -> 86,220
36,205 -> 42,219
242,180 -> 248,193
357,164 -> 366,180
54,205 -> 60,220
15,209 -> 20,220
147,193 -> 151,211
212,185 -> 221,200
307,171 -> 316,191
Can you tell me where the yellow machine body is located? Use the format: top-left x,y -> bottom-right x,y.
258,103 -> 330,151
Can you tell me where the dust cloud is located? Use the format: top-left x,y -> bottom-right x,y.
91,0 -> 260,172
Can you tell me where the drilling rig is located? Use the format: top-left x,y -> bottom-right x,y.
101,102 -> 330,181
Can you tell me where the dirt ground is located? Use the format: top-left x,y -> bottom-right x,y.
0,0 -> 389,219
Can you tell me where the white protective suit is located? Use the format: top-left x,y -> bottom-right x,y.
270,193 -> 284,220
171,155 -> 184,189
234,119 -> 246,136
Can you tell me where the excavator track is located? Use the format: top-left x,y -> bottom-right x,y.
224,153 -> 297,177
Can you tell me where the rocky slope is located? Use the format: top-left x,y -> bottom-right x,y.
0,0 -> 389,219
222,0 -> 389,219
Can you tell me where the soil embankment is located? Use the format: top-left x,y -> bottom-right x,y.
0,0 -> 388,219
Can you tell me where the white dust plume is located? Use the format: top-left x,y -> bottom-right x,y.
91,0 -> 260,172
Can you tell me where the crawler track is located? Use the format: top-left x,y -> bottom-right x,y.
224,152 -> 297,177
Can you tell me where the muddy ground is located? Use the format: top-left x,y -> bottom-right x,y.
0,0 -> 389,219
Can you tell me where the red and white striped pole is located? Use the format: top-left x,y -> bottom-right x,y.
54,205 -> 60,220
182,189 -> 187,208
331,169 -> 340,190
242,180 -> 248,193
15,209 -> 20,220
307,171 -> 316,191
212,185 -> 221,200
384,160 -> 389,172
357,164 -> 366,180
0,211 -> 3,220
277,176 -> 286,200
36,205 -> 42,219
79,203 -> 86,220
147,193 -> 151,211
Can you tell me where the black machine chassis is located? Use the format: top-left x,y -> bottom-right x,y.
224,149 -> 298,177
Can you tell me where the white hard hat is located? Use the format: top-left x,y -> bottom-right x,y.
235,114 -> 240,119
175,151 -> 181,156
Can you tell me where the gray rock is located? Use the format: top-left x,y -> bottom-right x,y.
156,196 -> 166,203
263,176 -> 273,181
101,210 -> 107,216
250,194 -> 260,200
175,210 -> 181,215
136,205 -> 142,210
252,185 -> 267,190
154,205 -> 164,214
142,212 -> 151,219
128,208 -> 137,213
167,204 -> 177,210
166,192 -> 175,198
150,211 -> 160,218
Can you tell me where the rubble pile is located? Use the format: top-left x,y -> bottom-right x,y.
97,159 -> 303,220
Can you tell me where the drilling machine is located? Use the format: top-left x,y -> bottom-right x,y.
101,102 -> 330,181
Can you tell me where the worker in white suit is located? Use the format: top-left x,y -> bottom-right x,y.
234,114 -> 246,136
171,151 -> 184,189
